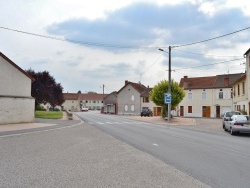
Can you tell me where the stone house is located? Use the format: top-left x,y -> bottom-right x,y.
116,80 -> 160,116
0,52 -> 35,124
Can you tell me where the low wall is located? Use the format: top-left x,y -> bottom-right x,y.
0,96 -> 35,124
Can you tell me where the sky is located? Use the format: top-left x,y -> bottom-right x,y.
1,0 -> 250,94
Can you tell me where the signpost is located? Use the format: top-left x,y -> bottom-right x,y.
164,93 -> 171,104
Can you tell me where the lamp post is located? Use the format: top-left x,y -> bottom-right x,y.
159,46 -> 171,122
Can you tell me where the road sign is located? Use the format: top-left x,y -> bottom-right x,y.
164,93 -> 171,104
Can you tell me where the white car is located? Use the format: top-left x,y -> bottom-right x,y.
224,115 -> 250,135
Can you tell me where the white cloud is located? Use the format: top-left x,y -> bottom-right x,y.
0,0 -> 250,93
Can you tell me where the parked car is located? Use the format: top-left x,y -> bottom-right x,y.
141,109 -> 153,117
82,107 -> 89,112
224,115 -> 250,135
222,111 -> 241,129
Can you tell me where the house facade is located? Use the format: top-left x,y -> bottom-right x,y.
232,48 -> 250,114
103,92 -> 118,114
0,52 -> 35,124
178,73 -> 244,118
116,80 -> 160,116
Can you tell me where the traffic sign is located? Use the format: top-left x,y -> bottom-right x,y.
164,93 -> 171,104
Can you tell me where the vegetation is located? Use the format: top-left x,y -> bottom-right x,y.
150,80 -> 185,117
26,69 -> 65,108
35,111 -> 63,119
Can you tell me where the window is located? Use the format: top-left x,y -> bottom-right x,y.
219,89 -> 223,99
231,89 -> 233,98
131,95 -> 135,101
188,106 -> 192,113
237,84 -> 240,96
188,93 -> 192,100
93,101 -> 96,103
131,105 -> 135,112
143,97 -> 149,103
124,105 -> 128,112
202,91 -> 206,100
242,82 -> 245,95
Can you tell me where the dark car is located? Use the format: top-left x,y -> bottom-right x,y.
141,109 -> 153,117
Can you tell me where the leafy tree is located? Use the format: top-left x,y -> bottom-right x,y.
150,80 -> 185,117
26,69 -> 65,108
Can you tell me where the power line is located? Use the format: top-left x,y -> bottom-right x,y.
172,49 -> 242,58
173,26 -> 250,48
174,57 -> 244,71
0,26 -> 142,49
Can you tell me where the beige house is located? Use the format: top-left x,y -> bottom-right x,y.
57,93 -> 107,111
0,52 -> 35,124
232,48 -> 250,114
178,73 -> 244,118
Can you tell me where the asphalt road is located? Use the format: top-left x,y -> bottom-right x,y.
0,114 -> 209,188
76,111 -> 250,188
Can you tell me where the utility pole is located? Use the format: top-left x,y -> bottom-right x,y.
159,46 -> 172,122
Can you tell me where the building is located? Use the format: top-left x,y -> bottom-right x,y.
116,80 -> 160,116
178,73 -> 244,118
103,91 -> 118,114
0,52 -> 35,124
232,48 -> 250,114
58,93 -> 107,111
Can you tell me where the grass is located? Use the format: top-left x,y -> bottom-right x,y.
35,111 -> 63,119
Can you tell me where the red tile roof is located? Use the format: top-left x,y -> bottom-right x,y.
118,80 -> 147,94
179,73 -> 245,89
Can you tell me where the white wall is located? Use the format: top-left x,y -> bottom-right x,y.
0,56 -> 31,96
0,97 -> 35,124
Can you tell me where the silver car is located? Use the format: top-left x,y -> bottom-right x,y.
224,115 -> 250,135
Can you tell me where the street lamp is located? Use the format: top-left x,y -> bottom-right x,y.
159,46 -> 172,122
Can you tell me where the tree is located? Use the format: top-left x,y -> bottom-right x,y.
26,69 -> 65,108
150,80 -> 185,117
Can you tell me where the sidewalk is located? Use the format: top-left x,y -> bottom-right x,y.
0,112 -> 79,133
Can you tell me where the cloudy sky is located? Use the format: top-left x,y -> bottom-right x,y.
1,0 -> 250,94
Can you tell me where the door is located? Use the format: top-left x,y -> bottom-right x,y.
180,106 -> 184,116
216,106 -> 220,118
202,106 -> 211,118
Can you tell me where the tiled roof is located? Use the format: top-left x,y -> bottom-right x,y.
63,93 -> 108,100
179,76 -> 217,89
244,48 -> 250,55
118,80 -> 147,94
63,93 -> 79,100
140,87 -> 152,97
0,52 -> 35,81
213,73 -> 245,88
179,73 -> 245,89
79,93 -> 107,100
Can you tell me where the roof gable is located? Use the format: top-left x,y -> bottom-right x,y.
0,52 -> 34,81
118,80 -> 147,94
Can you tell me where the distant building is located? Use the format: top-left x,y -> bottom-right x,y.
0,52 -> 35,124
53,93 -> 107,111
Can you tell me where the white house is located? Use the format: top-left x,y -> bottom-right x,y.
0,52 -> 35,124
178,73 -> 244,118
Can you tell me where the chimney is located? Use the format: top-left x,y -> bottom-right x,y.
224,76 -> 229,86
184,76 -> 188,79
125,80 -> 129,85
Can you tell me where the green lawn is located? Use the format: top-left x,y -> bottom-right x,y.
35,111 -> 63,119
